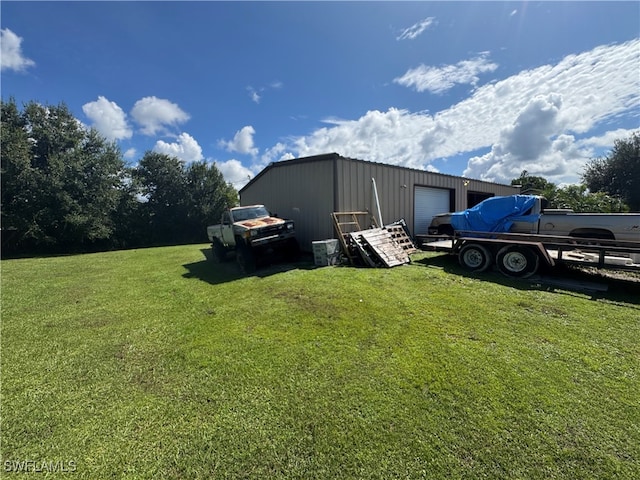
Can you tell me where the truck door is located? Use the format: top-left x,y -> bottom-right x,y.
510,199 -> 541,234
221,211 -> 235,245
511,218 -> 538,234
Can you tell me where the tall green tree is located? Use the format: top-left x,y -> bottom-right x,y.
185,161 -> 238,229
132,153 -> 237,245
1,99 -> 126,253
582,132 -> 640,211
133,152 -> 189,245
509,170 -> 628,212
1,99 -> 38,250
553,184 -> 628,213
510,170 -> 556,197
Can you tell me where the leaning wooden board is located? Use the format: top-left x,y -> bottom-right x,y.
355,228 -> 410,267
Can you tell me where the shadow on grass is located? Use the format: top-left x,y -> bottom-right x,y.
414,252 -> 640,307
182,249 -> 317,285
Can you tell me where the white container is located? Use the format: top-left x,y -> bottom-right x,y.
312,239 -> 341,266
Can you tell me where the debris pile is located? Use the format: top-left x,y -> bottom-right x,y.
331,212 -> 417,267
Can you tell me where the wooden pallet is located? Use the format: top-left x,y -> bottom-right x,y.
351,228 -> 410,267
385,224 -> 418,254
348,231 -> 380,267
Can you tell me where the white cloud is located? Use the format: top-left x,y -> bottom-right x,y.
261,142 -> 293,165
1,28 -> 35,72
82,96 -> 132,141
153,132 -> 203,162
396,17 -> 436,41
247,81 -> 283,104
503,93 -> 563,160
219,126 -> 259,156
463,94 -> 588,184
394,53 -> 499,94
218,142 -> 294,190
579,128 -> 639,149
294,108 -> 436,170
123,148 -> 137,161
130,96 -> 190,136
247,87 -> 261,104
286,39 -> 639,185
216,159 -> 255,189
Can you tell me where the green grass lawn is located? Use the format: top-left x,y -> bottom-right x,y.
1,245 -> 639,479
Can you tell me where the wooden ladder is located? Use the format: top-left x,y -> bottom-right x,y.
331,212 -> 378,265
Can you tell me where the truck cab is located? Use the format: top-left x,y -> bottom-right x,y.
207,205 -> 298,272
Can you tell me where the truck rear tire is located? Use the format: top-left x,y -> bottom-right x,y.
496,245 -> 539,278
211,241 -> 227,263
458,243 -> 493,272
236,245 -> 256,273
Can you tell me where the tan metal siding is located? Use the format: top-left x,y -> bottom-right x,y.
326,159 -> 418,242
242,155 -> 521,250
334,158 -> 520,236
240,159 -> 335,250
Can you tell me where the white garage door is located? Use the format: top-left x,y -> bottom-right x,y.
414,186 -> 451,235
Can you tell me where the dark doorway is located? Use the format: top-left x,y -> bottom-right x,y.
467,191 -> 493,208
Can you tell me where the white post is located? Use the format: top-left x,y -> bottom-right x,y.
372,177 -> 383,227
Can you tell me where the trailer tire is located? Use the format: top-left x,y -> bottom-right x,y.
496,245 -> 539,278
458,243 -> 493,272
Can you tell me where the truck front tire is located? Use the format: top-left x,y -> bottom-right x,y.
284,238 -> 301,261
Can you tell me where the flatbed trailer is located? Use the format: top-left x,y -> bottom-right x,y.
415,231 -> 640,278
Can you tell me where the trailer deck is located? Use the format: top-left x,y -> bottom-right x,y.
416,231 -> 640,277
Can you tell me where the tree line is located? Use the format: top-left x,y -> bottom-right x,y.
2,98 -> 638,257
510,131 -> 639,213
1,99 -> 237,257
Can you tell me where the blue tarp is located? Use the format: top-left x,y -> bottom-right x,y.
450,195 -> 540,233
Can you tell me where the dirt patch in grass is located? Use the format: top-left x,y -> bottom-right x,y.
274,288 -> 341,319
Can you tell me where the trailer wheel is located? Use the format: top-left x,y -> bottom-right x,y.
496,245 -> 539,278
236,245 -> 256,273
458,243 -> 493,272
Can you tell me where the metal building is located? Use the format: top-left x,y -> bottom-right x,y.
239,153 -> 520,250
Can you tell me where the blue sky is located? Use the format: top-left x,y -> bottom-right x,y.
2,1 -> 639,189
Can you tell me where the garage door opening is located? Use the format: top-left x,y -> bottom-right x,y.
414,186 -> 452,236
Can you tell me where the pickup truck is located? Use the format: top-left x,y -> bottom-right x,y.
428,195 -> 640,242
206,205 -> 298,272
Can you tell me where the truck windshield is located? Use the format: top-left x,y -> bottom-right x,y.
232,206 -> 270,221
